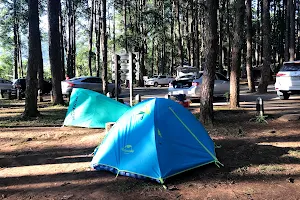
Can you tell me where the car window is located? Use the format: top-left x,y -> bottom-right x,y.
69,77 -> 81,81
0,80 -> 3,83
160,75 -> 166,78
216,73 -> 229,81
82,77 -> 102,83
281,63 -> 300,71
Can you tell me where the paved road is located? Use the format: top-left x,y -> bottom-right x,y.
119,84 -> 300,116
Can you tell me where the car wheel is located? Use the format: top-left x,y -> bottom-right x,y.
154,82 -> 158,87
279,92 -> 290,100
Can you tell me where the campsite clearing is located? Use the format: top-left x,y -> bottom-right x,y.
0,98 -> 300,199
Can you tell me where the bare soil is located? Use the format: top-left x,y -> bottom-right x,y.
0,98 -> 300,200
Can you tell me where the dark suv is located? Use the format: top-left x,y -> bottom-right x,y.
12,79 -> 52,98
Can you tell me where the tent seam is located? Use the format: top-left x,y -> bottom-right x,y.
154,99 -> 163,183
168,107 -> 220,163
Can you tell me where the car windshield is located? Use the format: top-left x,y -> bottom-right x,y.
150,75 -> 158,78
281,63 -> 300,71
69,77 -> 81,81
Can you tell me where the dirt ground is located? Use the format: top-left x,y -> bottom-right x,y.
0,97 -> 300,200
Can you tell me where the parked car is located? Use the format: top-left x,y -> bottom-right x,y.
0,78 -> 13,92
275,61 -> 300,100
61,76 -> 121,97
168,72 -> 230,99
175,74 -> 199,81
12,78 -> 52,98
144,75 -> 175,87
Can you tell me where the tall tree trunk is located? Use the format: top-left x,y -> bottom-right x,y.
95,0 -> 101,77
123,0 -> 127,52
195,10 -> 200,69
101,0 -> 108,94
257,0 -> 271,93
186,8 -> 191,65
289,0 -> 295,61
246,0 -> 255,92
23,0 -> 40,117
113,3 -> 116,52
66,0 -> 73,78
59,2 -> 65,80
255,0 -> 260,67
230,0 -> 245,108
151,38 -> 155,76
17,26 -> 23,78
176,0 -> 184,66
88,0 -> 95,76
48,0 -> 64,105
218,0 -> 224,73
226,0 -> 231,78
171,0 -> 175,74
284,0 -> 290,61
72,9 -> 76,76
13,0 -> 19,80
199,0 -> 218,125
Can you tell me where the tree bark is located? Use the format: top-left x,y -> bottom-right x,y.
176,0 -> 184,67
218,0 -> 225,73
255,0 -> 260,67
23,0 -> 40,117
88,0 -> 95,76
246,0 -> 255,92
95,0 -> 101,77
101,0 -> 108,94
199,0 -> 218,125
48,0 -> 64,105
257,0 -> 271,93
289,0 -> 295,61
13,0 -> 19,79
59,2 -> 65,80
226,0 -> 231,78
284,0 -> 290,61
230,0 -> 245,108
123,0 -> 128,52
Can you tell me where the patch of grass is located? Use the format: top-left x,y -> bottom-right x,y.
249,115 -> 268,124
287,150 -> 300,158
258,165 -> 286,172
0,105 -> 67,127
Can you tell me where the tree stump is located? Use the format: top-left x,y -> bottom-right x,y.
105,122 -> 115,134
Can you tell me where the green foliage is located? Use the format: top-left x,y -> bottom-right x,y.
249,115 -> 268,124
0,50 -> 13,79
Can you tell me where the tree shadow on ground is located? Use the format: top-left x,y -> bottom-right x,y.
168,136 -> 300,185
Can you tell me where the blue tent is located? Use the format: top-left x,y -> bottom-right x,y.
91,98 -> 222,183
63,88 -> 130,128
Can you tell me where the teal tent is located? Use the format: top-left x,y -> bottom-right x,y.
91,98 -> 222,183
63,88 -> 130,128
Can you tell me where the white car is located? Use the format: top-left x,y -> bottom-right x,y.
144,75 -> 175,87
275,61 -> 300,100
168,72 -> 230,99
